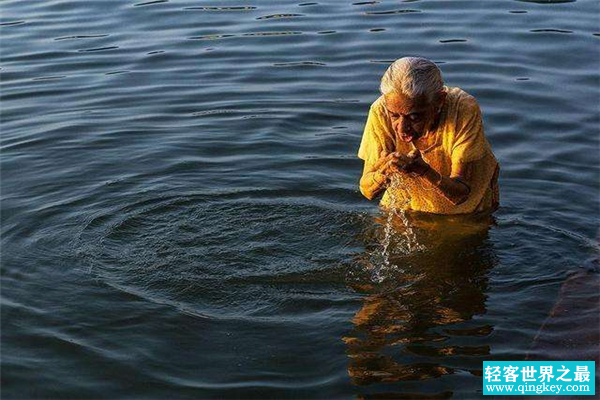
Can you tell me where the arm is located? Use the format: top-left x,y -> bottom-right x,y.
421,164 -> 471,205
360,169 -> 388,201
403,150 -> 472,205
357,102 -> 398,200
359,152 -> 391,200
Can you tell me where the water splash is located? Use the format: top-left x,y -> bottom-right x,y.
373,174 -> 423,282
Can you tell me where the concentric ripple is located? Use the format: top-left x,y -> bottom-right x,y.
78,194 -> 367,320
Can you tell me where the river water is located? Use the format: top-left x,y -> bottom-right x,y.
2,0 -> 599,398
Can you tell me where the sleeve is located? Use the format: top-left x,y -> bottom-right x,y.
357,105 -> 391,166
450,96 -> 489,173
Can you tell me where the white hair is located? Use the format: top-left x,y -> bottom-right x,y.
379,57 -> 444,102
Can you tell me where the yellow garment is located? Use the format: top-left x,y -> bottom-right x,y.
358,86 -> 499,214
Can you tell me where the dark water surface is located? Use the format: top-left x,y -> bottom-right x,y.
2,0 -> 599,398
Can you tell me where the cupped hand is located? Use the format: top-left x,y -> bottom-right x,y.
373,151 -> 411,178
375,150 -> 431,178
402,149 -> 431,176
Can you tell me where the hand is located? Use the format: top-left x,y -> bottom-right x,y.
372,151 -> 407,181
402,149 -> 431,176
376,150 -> 425,175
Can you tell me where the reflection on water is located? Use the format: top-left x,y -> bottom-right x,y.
347,212 -> 496,392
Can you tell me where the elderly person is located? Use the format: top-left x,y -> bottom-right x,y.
358,57 -> 499,214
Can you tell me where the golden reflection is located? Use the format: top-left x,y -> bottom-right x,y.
346,211 -> 497,389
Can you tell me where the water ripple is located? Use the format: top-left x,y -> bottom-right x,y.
77,46 -> 119,52
243,31 -> 302,36
54,34 -> 109,41
365,9 -> 421,15
183,6 -> 257,11
133,0 -> 168,6
439,39 -> 468,43
256,13 -> 304,20
273,61 -> 326,67
31,75 -> 67,82
515,0 -> 576,3
0,20 -> 26,26
104,71 -> 129,76
188,34 -> 235,40
530,28 -> 573,34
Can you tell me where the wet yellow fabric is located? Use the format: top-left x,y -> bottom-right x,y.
358,86 -> 499,214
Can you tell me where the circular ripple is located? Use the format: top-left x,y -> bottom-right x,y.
77,193 -> 367,319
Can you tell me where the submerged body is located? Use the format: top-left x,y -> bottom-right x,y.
358,84 -> 499,215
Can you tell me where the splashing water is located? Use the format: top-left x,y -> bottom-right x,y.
373,174 -> 424,282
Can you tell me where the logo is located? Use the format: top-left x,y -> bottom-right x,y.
483,361 -> 595,395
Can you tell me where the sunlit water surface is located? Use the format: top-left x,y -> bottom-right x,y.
2,0 -> 599,398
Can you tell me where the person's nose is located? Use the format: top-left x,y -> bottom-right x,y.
393,115 -> 412,134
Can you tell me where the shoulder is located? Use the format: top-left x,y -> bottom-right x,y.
445,86 -> 482,117
359,95 -> 395,159
441,86 -> 484,142
364,95 -> 391,132
369,95 -> 387,116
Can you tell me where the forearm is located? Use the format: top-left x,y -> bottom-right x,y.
360,171 -> 387,200
422,167 -> 470,205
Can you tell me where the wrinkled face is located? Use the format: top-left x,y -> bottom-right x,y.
383,91 -> 444,142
